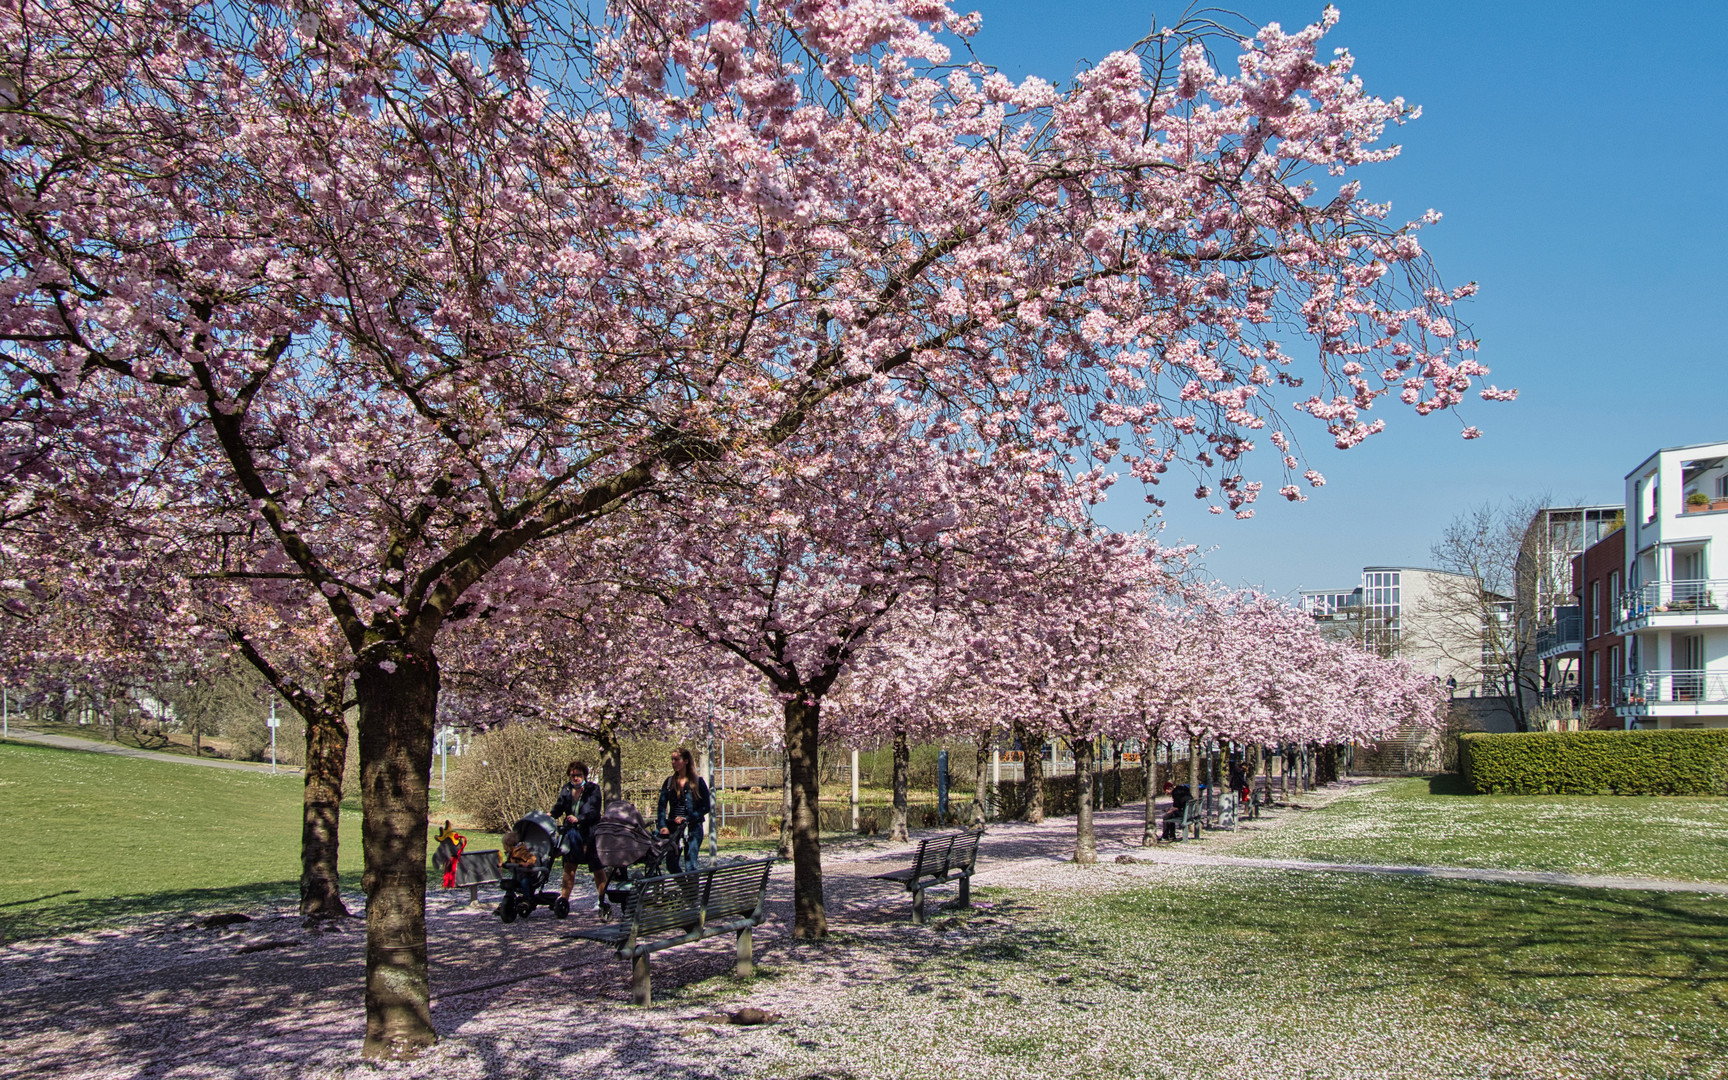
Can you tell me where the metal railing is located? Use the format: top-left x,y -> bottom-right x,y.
1618,579 -> 1728,623
1536,607 -> 1583,655
1616,670 -> 1728,707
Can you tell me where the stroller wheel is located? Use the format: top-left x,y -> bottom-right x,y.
517,896 -> 535,919
499,899 -> 518,924
552,896 -> 570,919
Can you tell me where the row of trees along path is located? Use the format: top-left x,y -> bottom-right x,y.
0,0 -> 1506,1058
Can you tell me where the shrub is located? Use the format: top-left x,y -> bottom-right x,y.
1457,729 -> 1728,795
993,764 -> 1148,819
448,726 -> 588,831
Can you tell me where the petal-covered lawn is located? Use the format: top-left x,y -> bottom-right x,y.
1228,775 -> 1728,882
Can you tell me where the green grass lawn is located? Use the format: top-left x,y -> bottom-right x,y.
728,871 -> 1728,1080
0,738 -> 362,940
1230,776 -> 1728,882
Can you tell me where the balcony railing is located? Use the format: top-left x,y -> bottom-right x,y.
1616,669 -> 1728,707
1536,607 -> 1583,655
1618,579 -> 1728,624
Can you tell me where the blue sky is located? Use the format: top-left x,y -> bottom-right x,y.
969,0 -> 1728,594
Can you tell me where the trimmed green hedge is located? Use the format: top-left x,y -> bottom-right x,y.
1458,729 -> 1728,795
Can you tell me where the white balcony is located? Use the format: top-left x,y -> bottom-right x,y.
1615,669 -> 1728,719
1616,579 -> 1728,633
1535,606 -> 1582,660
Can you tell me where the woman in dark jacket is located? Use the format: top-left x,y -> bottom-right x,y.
552,760 -> 604,909
656,748 -> 711,872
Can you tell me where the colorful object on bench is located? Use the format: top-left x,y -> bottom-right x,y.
570,858 -> 774,1006
871,828 -> 982,924
433,821 -> 470,888
441,835 -> 466,888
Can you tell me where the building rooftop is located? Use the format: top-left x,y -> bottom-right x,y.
1623,439 -> 1728,480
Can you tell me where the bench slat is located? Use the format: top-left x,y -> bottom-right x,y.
871,868 -> 917,883
611,860 -> 772,943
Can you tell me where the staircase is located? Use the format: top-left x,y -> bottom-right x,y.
1352,729 -> 1442,776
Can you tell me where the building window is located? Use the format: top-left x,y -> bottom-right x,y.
1608,570 -> 1621,620
1590,651 -> 1600,705
1590,580 -> 1600,636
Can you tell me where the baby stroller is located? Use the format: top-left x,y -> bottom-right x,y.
589,800 -> 683,920
497,809 -> 574,922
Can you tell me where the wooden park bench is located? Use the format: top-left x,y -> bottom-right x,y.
1251,776 -> 1274,816
432,832 -> 504,905
1158,798 -> 1202,842
569,858 -> 774,1006
870,828 -> 982,924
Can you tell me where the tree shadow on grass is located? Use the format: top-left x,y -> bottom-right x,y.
1425,773 -> 1475,796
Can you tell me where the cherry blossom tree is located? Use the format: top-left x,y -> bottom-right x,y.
617,410 -> 1075,935
0,0 -> 1499,1053
826,603 -> 985,839
967,532 -> 1182,860
439,569 -> 775,800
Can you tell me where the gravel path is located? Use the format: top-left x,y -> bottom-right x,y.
1,729 -> 302,774
5,779 -> 1720,1079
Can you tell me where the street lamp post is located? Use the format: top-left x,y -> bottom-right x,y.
266,699 -> 279,774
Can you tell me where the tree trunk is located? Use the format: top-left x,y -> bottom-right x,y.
1022,725 -> 1045,824
783,697 -> 826,939
355,654 -> 439,1060
596,714 -> 623,804
1317,743 -> 1340,785
300,704 -> 350,919
1142,738 -> 1158,847
1188,736 -> 1200,796
1072,737 -> 1096,863
889,726 -> 910,842
778,753 -> 794,859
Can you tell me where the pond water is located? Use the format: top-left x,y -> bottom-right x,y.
707,798 -> 941,837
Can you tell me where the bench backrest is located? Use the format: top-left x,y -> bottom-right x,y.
911,829 -> 981,880
441,849 -> 503,887
622,859 -> 774,935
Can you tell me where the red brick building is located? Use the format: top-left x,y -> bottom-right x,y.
1573,525 -> 1626,729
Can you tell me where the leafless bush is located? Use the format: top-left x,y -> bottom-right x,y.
448,725 -> 586,831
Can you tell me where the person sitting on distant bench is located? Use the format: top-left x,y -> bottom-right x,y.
1161,782 -> 1193,841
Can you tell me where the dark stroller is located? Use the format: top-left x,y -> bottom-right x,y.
497,809 -> 574,922
589,800 -> 683,920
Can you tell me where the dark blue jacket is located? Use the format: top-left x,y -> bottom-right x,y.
656,775 -> 711,832
552,780 -> 602,830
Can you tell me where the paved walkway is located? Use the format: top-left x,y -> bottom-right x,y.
1,727 -> 301,774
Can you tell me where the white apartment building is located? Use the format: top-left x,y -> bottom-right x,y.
1615,440 -> 1728,729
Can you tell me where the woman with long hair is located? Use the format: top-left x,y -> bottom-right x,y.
656,747 -> 712,872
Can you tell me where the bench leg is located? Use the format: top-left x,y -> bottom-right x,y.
630,954 -> 651,1006
735,925 -> 753,979
957,872 -> 971,909
911,887 -> 925,925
